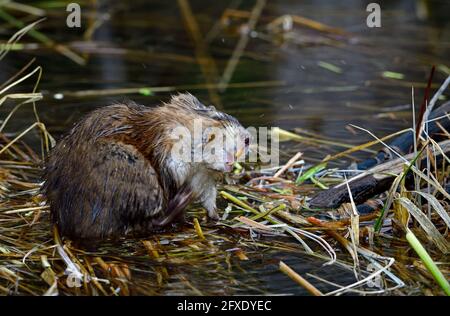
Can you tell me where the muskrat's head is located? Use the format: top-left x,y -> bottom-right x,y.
166,93 -> 251,172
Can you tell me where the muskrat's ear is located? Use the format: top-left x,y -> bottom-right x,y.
170,92 -> 208,111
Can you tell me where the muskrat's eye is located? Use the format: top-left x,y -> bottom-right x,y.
207,134 -> 216,143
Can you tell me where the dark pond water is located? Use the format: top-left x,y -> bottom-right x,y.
0,0 -> 449,295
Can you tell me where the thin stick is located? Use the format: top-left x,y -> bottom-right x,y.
219,0 -> 266,91
177,0 -> 222,107
416,66 -> 435,141
193,218 -> 205,240
205,0 -> 243,43
0,58 -> 35,91
267,14 -> 347,36
274,152 -> 303,178
57,80 -> 285,98
279,261 -> 323,296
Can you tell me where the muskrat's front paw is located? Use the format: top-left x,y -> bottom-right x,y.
206,209 -> 220,222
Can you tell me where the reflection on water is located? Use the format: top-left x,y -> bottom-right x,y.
0,0 -> 449,295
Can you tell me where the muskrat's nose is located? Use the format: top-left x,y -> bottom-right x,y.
225,151 -> 234,164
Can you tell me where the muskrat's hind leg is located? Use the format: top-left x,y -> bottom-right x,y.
152,183 -> 193,227
44,140 -> 164,240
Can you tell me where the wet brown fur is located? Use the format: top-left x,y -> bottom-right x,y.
43,93 -> 246,240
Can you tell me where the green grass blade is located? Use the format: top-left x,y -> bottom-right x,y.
406,229 -> 450,296
296,162 -> 326,185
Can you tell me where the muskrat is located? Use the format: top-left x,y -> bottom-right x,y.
43,93 -> 250,240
